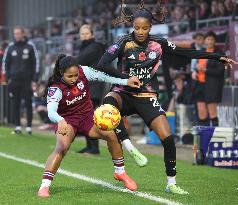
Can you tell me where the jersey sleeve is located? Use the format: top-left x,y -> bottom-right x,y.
160,38 -> 226,61
97,36 -> 129,79
47,87 -> 64,123
82,66 -> 128,85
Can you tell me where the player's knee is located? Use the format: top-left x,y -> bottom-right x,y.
103,96 -> 119,108
161,135 -> 176,156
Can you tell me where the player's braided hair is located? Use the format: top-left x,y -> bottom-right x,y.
113,0 -> 165,26
44,54 -> 78,97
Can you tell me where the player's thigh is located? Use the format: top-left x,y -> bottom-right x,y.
135,96 -> 166,127
105,91 -> 123,110
117,92 -> 136,116
150,115 -> 171,140
55,124 -> 75,150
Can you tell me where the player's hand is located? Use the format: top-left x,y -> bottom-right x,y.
57,119 -> 68,135
191,71 -> 197,80
220,57 -> 238,69
127,76 -> 143,88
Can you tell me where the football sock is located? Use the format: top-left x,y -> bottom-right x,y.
40,171 -> 55,189
26,127 -> 32,132
167,176 -> 176,186
113,157 -> 125,174
122,139 -> 136,153
115,119 -> 130,141
210,117 -> 218,127
161,135 -> 176,177
15,126 -> 22,131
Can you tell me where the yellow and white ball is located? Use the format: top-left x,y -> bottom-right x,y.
94,104 -> 121,131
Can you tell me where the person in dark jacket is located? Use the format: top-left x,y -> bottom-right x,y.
192,31 -> 225,126
2,26 -> 39,134
76,24 -> 105,154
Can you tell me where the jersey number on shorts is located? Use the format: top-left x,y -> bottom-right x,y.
150,97 -> 160,107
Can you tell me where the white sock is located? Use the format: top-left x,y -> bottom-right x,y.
26,127 -> 32,132
122,139 -> 136,153
114,166 -> 125,174
39,179 -> 52,190
15,126 -> 22,131
167,176 -> 176,186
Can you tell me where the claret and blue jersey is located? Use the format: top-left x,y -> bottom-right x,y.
46,66 -> 129,124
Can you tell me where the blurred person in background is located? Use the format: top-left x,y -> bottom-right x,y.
167,72 -> 190,112
191,33 -> 205,73
198,1 -> 210,20
225,0 -> 236,14
34,81 -> 55,130
209,0 -> 220,19
76,24 -> 105,154
192,31 -> 225,127
2,26 -> 39,134
0,41 -> 9,83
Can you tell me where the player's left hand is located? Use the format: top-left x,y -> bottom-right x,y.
220,57 -> 238,69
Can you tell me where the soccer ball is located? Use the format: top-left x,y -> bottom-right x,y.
94,104 -> 121,131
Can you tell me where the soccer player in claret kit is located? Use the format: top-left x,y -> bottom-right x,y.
37,54 -> 142,197
96,0 -> 238,195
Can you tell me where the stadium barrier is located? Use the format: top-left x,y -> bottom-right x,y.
217,86 -> 238,129
175,104 -> 196,139
193,126 -> 238,169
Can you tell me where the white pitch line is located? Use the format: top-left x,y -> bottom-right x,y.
0,152 -> 184,205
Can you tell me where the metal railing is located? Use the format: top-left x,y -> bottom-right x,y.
196,16 -> 238,30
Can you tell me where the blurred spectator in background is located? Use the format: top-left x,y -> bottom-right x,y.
34,81 -> 55,130
0,41 -> 9,83
167,72 -> 187,112
76,24 -> 105,154
209,0 -> 220,19
191,33 -> 205,73
187,7 -> 196,31
225,0 -> 235,14
51,23 -> 61,37
170,5 -> 188,34
192,31 -> 225,127
2,26 -> 39,134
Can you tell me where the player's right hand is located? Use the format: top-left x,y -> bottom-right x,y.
127,76 -> 143,88
58,119 -> 68,135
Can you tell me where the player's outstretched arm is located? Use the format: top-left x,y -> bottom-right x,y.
82,66 -> 142,88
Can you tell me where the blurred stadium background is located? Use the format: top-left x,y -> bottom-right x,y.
0,0 -> 237,204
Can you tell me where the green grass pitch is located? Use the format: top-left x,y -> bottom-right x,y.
0,127 -> 237,205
